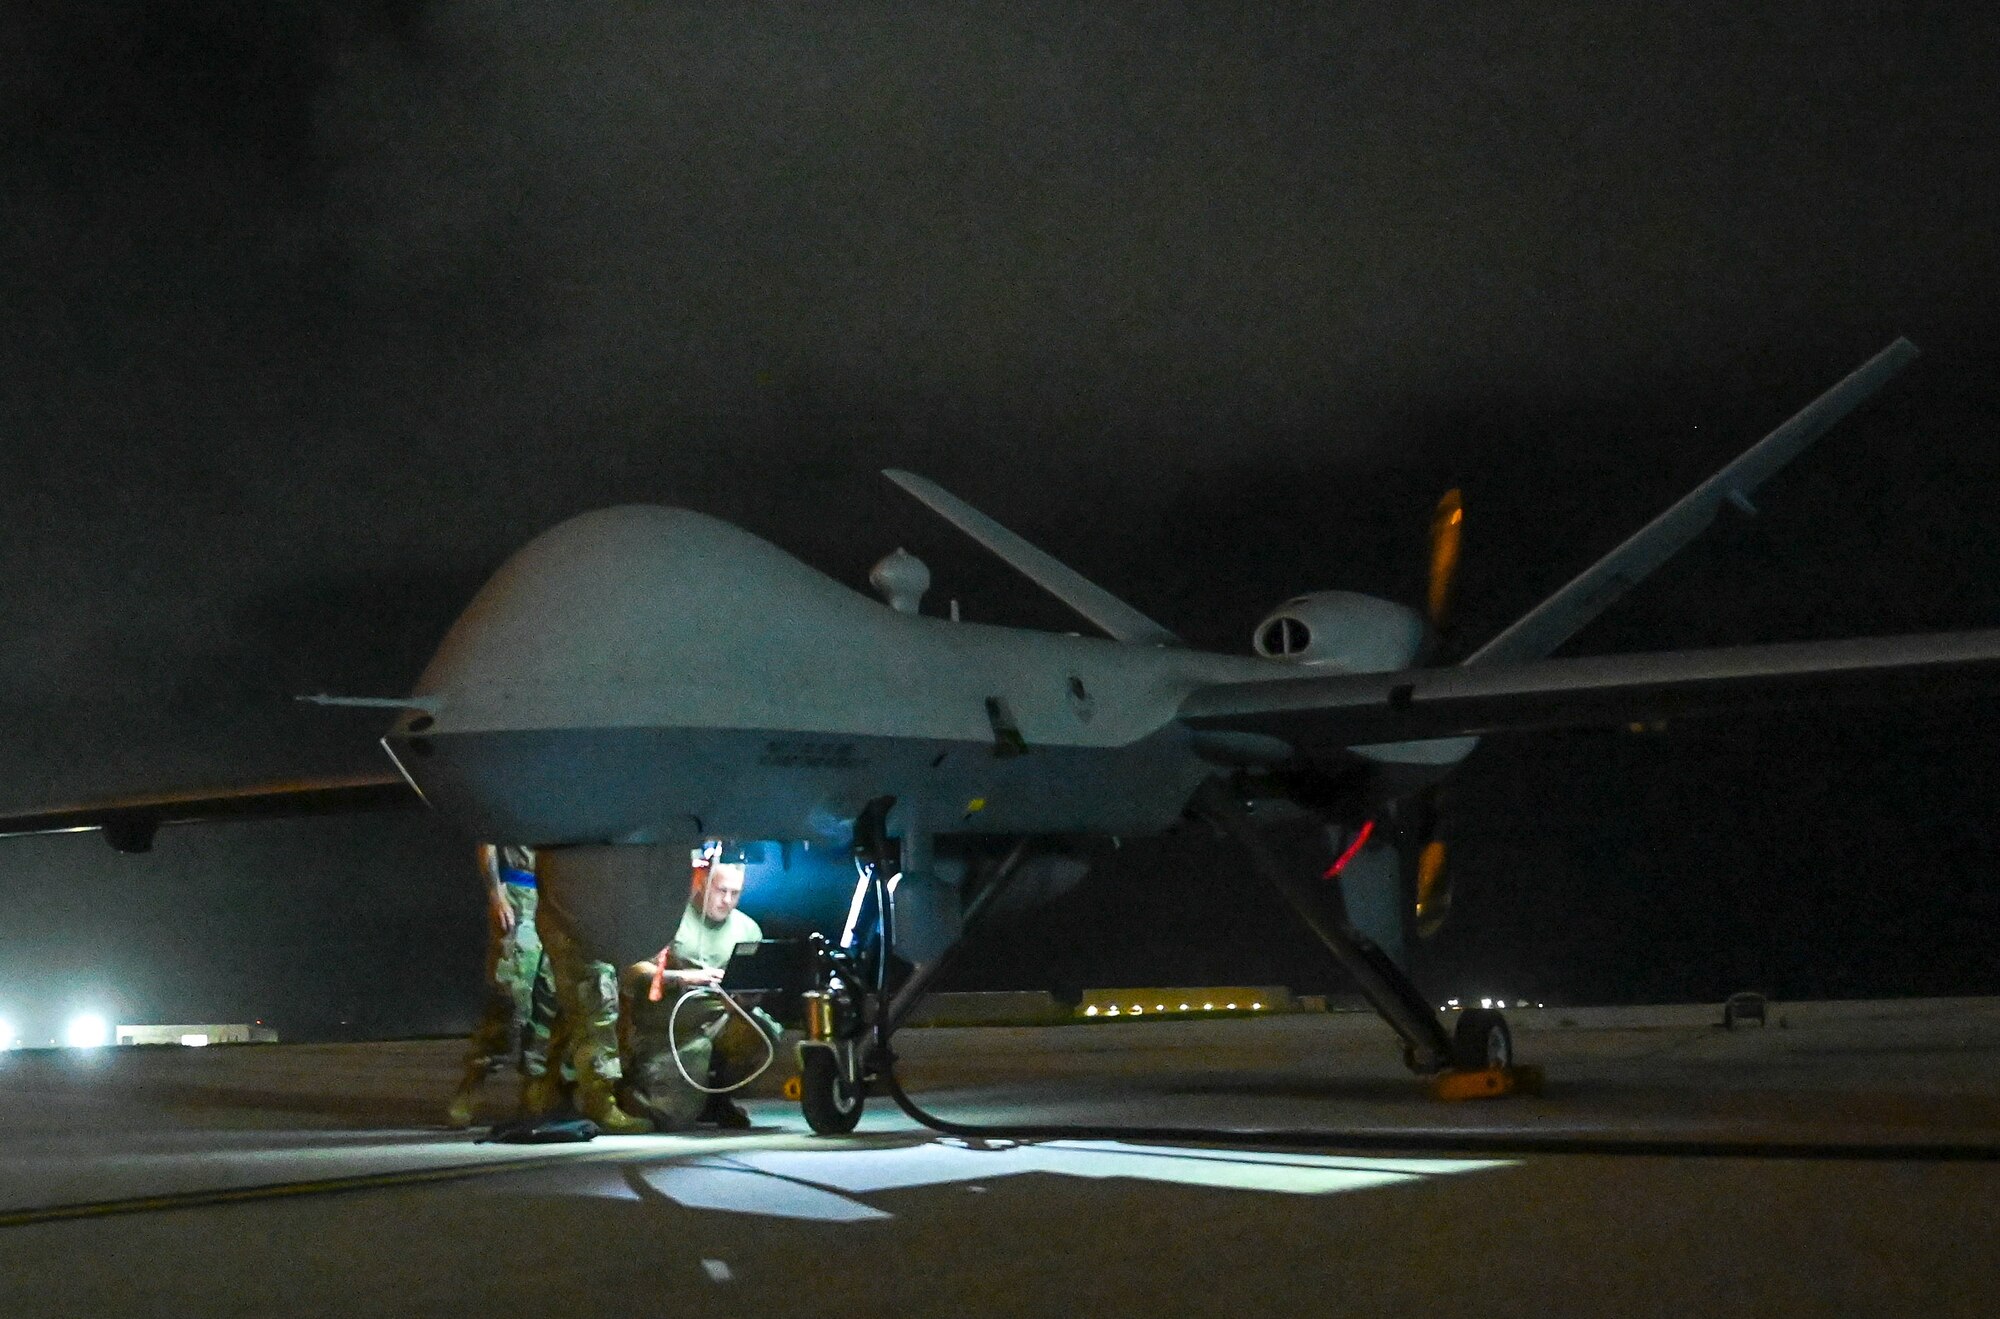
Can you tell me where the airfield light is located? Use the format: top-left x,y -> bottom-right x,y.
1131,1006 -> 1142,1014
1154,1005 -> 1164,1012
1226,1003 -> 1237,1010
1252,1002 -> 1263,1010
1085,1007 -> 1099,1017
1447,998 -> 1460,1008
1106,1007 -> 1119,1016
1179,1004 -> 1190,1012
1203,1003 -> 1214,1010
1480,998 -> 1493,1010
65,1013 -> 110,1049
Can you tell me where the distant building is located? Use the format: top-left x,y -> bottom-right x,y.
114,1023 -> 278,1046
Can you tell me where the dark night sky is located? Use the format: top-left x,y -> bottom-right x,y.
4,3 -> 1998,1041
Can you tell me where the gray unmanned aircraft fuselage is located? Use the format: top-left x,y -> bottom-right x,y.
383,502 -> 1458,849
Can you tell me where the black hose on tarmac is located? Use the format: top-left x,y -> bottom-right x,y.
876,1064 -> 2000,1161
869,821 -> 2000,1163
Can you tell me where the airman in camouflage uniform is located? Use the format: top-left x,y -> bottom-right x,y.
535,856 -> 654,1135
445,844 -> 557,1128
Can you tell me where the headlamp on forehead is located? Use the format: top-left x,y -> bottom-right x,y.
693,840 -> 765,867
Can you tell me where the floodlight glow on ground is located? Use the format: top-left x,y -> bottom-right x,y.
615,1142 -> 1516,1223
0,1018 -> 13,1049
65,1013 -> 110,1049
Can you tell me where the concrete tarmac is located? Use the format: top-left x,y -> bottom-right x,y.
1,998 -> 1996,1317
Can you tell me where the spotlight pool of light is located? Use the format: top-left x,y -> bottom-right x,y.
0,1018 -> 13,1050
65,1013 -> 110,1049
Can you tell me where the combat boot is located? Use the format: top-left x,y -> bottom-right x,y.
518,1071 -> 564,1119
698,1093 -> 752,1129
576,1078 -> 654,1135
444,1064 -> 485,1129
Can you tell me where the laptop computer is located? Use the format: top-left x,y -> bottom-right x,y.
717,938 -> 814,995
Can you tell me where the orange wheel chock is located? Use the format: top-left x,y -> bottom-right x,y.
782,1074 -> 803,1101
1428,1064 -> 1544,1101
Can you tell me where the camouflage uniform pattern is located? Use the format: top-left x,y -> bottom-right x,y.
537,888 -> 624,1088
460,881 -> 555,1078
621,969 -> 783,1130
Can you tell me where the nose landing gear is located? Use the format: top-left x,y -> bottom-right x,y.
800,1044 -> 865,1134
795,934 -> 872,1135
792,801 -> 1035,1135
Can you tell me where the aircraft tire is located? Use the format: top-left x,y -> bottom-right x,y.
801,1048 -> 864,1135
1452,1008 -> 1512,1071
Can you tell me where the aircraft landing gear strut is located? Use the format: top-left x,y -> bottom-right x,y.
1191,778 -> 1519,1083
795,798 -> 1034,1134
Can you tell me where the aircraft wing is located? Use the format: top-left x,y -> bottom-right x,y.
883,469 -> 1184,647
0,773 -> 423,853
1178,628 -> 2000,749
1466,338 -> 1919,666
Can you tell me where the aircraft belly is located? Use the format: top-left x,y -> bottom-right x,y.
387,725 -> 1211,845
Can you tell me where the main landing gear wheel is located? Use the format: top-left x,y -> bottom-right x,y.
801,1049 -> 864,1135
1452,1008 -> 1513,1071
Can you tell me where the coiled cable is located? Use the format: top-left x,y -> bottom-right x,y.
666,985 -> 777,1095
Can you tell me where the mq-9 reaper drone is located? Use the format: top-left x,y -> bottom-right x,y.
8,337 -> 1999,1134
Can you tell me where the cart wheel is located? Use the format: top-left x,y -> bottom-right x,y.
1452,1008 -> 1513,1071
801,1049 -> 864,1134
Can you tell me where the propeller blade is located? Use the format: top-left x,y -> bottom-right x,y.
1413,838 -> 1452,939
1427,488 -> 1464,631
